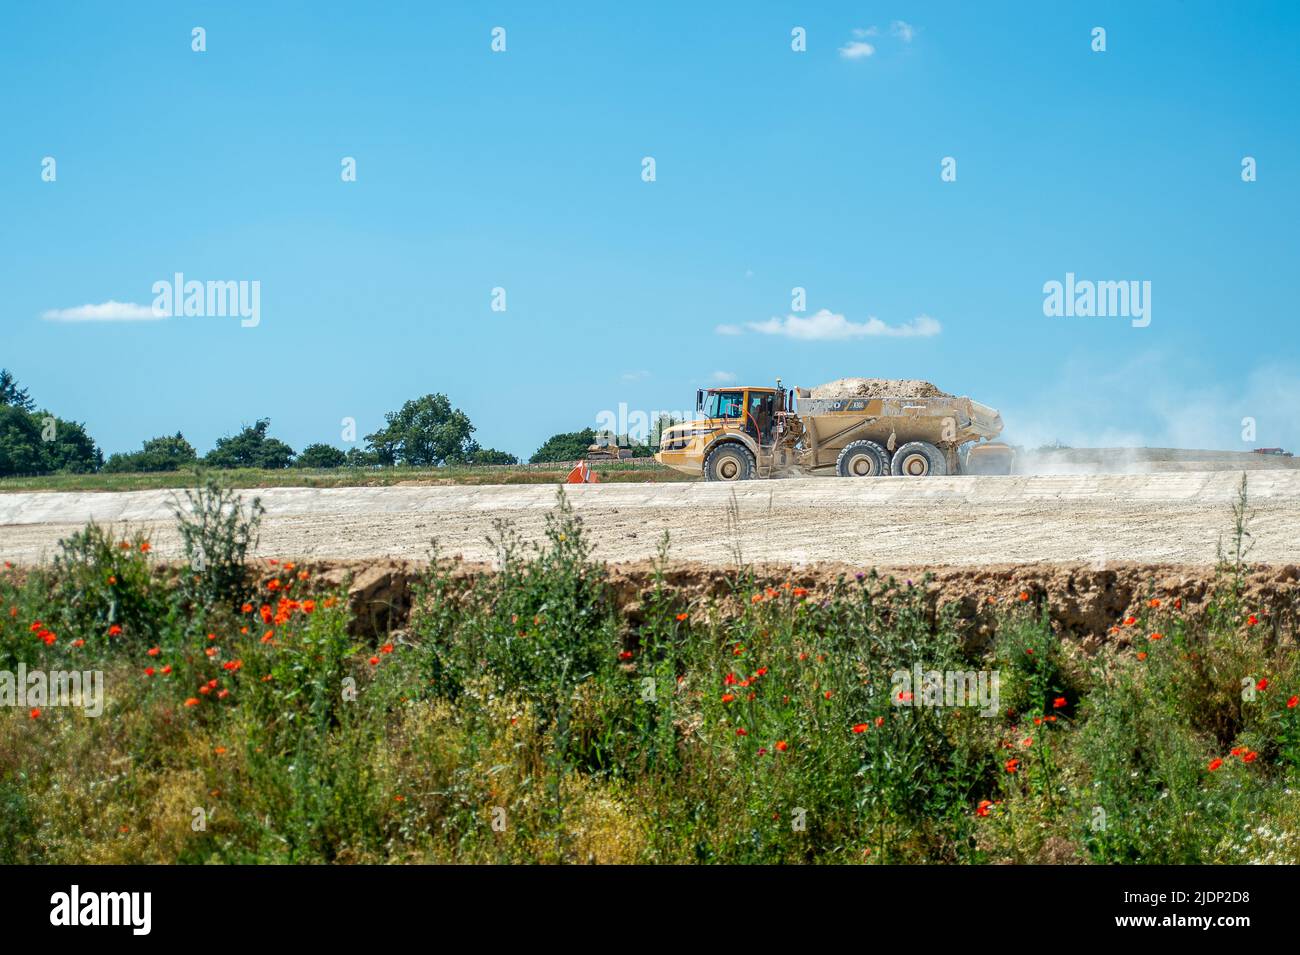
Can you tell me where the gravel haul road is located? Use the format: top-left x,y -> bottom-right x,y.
3,471 -> 1298,567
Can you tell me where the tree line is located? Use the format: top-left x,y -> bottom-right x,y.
0,369 -> 670,477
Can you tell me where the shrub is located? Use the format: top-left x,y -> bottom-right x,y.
295,443 -> 347,469
49,523 -> 165,647
205,419 -> 295,469
171,475 -> 265,612
103,432 -> 198,473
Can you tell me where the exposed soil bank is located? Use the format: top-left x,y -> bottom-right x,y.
289,558 -> 1299,644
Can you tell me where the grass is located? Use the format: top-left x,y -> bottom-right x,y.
0,459 -> 688,493
0,485 -> 1297,863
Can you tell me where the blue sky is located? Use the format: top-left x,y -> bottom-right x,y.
3,1 -> 1298,460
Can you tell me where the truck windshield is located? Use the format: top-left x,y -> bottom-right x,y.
704,391 -> 743,419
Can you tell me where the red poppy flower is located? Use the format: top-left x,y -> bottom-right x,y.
1052,697 -> 1067,708
775,740 -> 789,752
184,698 -> 200,707
1208,758 -> 1223,772
852,723 -> 869,734
29,708 -> 40,719
1287,696 -> 1298,709
146,646 -> 160,657
108,624 -> 123,636
1004,758 -> 1020,773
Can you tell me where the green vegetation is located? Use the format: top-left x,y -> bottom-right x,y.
0,403 -> 102,477
103,433 -> 199,473
530,428 -> 602,463
1,486 -> 1296,863
0,458 -> 683,493
205,419 -> 297,470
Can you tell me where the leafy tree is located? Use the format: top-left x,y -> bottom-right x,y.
39,414 -> 102,473
530,429 -> 597,464
344,446 -> 381,467
0,369 -> 34,412
296,443 -> 348,469
205,419 -> 295,469
466,445 -> 519,466
0,406 -> 46,475
0,405 -> 101,476
103,432 -> 198,473
364,394 -> 476,466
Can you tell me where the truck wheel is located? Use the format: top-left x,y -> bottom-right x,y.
704,443 -> 756,482
836,439 -> 889,477
891,441 -> 947,477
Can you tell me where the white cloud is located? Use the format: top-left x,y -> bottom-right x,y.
852,27 -> 879,38
891,20 -> 916,42
711,371 -> 737,383
838,40 -> 876,60
745,309 -> 941,341
714,323 -> 743,336
41,301 -> 162,322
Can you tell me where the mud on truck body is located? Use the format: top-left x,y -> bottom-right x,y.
654,380 -> 1014,481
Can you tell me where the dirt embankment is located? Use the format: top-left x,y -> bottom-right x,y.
6,471 -> 1299,566
281,558 -> 1300,644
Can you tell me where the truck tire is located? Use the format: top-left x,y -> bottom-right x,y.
891,441 -> 947,477
704,443 -> 756,482
836,439 -> 889,477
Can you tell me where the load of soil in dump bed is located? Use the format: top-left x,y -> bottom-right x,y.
809,377 -> 952,399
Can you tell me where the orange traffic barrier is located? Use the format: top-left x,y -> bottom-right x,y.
565,461 -> 599,484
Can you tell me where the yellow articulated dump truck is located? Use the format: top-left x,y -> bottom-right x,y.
655,377 -> 1014,481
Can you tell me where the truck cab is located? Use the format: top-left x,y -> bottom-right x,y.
655,385 -> 785,479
